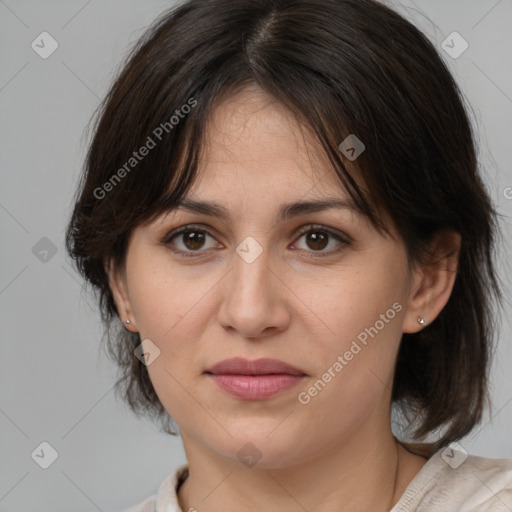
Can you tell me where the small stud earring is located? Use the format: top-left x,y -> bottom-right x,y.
417,316 -> 426,325
125,319 -> 131,325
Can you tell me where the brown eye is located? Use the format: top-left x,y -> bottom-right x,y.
304,231 -> 329,251
181,230 -> 207,250
293,225 -> 350,257
163,226 -> 220,256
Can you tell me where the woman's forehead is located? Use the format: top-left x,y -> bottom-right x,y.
198,88 -> 339,186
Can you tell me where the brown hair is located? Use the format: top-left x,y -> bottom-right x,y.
65,0 -> 503,452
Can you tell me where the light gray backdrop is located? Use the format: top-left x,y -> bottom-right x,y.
1,1 -> 511,511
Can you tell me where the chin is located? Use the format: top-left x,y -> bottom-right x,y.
214,425 -> 303,469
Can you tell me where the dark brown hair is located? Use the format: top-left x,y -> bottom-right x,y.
65,0 -> 503,452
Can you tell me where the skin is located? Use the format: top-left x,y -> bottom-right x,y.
107,85 -> 461,511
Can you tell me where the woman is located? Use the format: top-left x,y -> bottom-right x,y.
65,0 -> 512,510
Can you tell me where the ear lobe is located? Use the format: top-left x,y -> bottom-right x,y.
402,230 -> 461,333
104,256 -> 138,332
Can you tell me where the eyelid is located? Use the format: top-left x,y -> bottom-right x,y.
292,224 -> 352,244
160,223 -> 219,245
290,224 -> 351,258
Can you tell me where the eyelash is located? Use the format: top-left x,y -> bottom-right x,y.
161,224 -> 351,259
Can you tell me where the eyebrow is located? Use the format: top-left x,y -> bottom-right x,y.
173,197 -> 363,222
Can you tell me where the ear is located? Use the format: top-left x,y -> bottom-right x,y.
402,230 -> 461,333
104,257 -> 139,333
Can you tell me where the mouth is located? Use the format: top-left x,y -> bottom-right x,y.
204,357 -> 306,400
205,357 -> 306,376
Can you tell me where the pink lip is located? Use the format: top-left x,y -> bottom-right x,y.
205,357 -> 306,400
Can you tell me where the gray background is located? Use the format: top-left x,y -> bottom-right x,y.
1,1 -> 511,511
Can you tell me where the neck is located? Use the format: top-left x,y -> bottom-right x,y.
177,426 -> 425,512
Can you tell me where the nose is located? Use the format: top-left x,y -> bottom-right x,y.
216,240 -> 291,339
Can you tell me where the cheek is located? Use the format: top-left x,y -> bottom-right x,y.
292,274 -> 405,447
305,265 -> 406,342
124,258 -> 216,424
126,248 -> 214,342
129,276 -> 176,340
295,252 -> 409,399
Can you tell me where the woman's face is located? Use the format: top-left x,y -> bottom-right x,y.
110,86 -> 424,468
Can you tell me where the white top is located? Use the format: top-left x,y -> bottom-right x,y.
121,446 -> 512,512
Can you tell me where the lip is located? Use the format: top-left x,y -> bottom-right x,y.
205,357 -> 306,400
206,357 -> 305,376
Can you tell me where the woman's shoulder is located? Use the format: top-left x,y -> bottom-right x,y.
393,443 -> 512,512
119,463 -> 189,512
